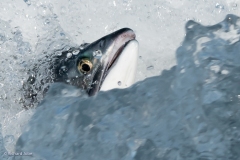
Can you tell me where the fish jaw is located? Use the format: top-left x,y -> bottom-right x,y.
100,40 -> 139,91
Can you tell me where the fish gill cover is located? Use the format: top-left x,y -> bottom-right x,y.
8,14 -> 240,160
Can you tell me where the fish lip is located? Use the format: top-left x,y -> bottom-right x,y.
106,28 -> 136,68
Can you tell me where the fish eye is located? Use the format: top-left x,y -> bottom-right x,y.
78,59 -> 93,74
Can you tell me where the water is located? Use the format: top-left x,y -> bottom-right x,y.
72,49 -> 79,55
0,0 -> 240,159
93,50 -> 103,59
9,14 -> 240,160
66,52 -> 72,58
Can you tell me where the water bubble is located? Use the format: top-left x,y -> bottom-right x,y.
92,81 -> 99,84
27,75 -> 35,84
44,19 -> 50,25
180,69 -> 185,73
93,50 -> 102,59
38,5 -> 51,16
53,14 -> 58,19
147,65 -> 154,70
72,50 -> 79,55
80,44 -> 86,50
118,81 -> 121,86
80,46 -> 84,50
23,0 -> 31,5
60,66 -> 68,72
56,51 -> 62,56
215,3 -> 224,9
0,33 -> 6,44
66,53 -> 72,58
221,70 -> 229,75
60,32 -> 65,37
64,46 -> 70,51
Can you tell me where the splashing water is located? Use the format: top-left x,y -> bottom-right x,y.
0,0 -> 240,159
11,14 -> 240,160
72,50 -> 80,55
0,2 -> 79,154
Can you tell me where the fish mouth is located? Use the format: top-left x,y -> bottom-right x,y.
84,28 -> 138,96
100,39 -> 139,92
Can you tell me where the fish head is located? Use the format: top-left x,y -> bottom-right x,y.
54,28 -> 138,96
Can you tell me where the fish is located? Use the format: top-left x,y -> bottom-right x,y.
53,28 -> 139,96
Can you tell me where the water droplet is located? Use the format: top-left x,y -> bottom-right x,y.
66,53 -> 72,58
60,32 -> 65,37
147,65 -> 154,70
27,75 -> 35,84
60,66 -> 68,72
180,69 -> 185,73
38,5 -> 50,16
221,70 -> 229,75
92,81 -> 98,85
23,0 -> 31,5
53,14 -> 58,19
118,81 -> 122,86
56,51 -> 62,56
93,50 -> 102,59
80,45 -> 84,50
79,43 -> 88,50
72,50 -> 79,55
64,46 -> 70,51
44,19 -> 50,25
215,3 -> 224,9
